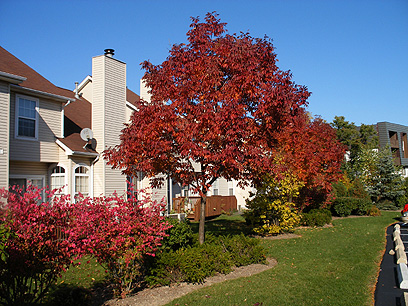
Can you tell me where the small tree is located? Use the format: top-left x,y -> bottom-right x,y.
105,12 -> 310,244
70,190 -> 170,298
245,171 -> 303,235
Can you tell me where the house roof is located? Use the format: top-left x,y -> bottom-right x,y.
57,133 -> 98,155
0,46 -> 75,100
127,87 -> 140,107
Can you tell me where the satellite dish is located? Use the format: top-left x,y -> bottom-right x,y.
80,128 -> 93,141
89,138 -> 97,150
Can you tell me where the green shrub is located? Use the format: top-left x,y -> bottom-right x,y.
218,234 -> 266,267
146,243 -> 231,286
349,178 -> 370,200
332,197 -> 373,216
302,209 -> 332,227
332,181 -> 348,197
160,218 -> 194,251
376,199 -> 399,211
353,198 -> 372,215
367,205 -> 381,216
145,235 -> 266,287
332,197 -> 355,217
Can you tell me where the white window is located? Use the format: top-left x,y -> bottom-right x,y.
74,165 -> 89,200
228,180 -> 234,196
15,94 -> 39,140
50,166 -> 66,196
212,179 -> 219,196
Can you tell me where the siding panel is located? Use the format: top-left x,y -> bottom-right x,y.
0,81 -> 9,189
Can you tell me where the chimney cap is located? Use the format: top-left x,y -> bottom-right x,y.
104,49 -> 115,57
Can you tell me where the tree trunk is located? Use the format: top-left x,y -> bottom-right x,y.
198,195 -> 206,244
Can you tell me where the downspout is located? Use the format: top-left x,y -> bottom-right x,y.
90,154 -> 100,198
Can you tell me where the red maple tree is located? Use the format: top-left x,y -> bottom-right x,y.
105,12 -> 310,243
273,112 -> 346,209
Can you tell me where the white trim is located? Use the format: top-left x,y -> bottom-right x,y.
11,84 -> 75,102
0,71 -> 26,84
77,75 -> 92,92
126,101 -> 138,111
55,139 -> 74,155
48,163 -> 68,195
15,94 -> 39,141
55,139 -> 99,157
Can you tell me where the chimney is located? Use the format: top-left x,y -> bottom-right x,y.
104,49 -> 115,57
92,50 -> 126,196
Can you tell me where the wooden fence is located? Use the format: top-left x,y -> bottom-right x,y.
172,195 -> 237,221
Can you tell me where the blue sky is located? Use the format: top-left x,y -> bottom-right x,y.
1,0 -> 407,126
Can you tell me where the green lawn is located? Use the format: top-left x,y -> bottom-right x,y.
49,211 -> 398,305
166,211 -> 399,306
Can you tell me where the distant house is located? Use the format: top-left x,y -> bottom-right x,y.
0,47 -> 251,210
377,121 -> 408,177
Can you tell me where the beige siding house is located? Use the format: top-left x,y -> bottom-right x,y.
0,46 -> 138,201
0,46 -> 252,210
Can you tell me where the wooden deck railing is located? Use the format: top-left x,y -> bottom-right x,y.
172,195 -> 237,221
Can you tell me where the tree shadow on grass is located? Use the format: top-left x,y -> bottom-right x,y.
44,281 -> 114,306
188,213 -> 253,237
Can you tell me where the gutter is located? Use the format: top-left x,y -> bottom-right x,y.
56,139 -> 99,157
0,71 -> 26,84
10,84 -> 75,102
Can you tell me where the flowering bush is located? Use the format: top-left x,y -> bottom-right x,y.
0,185 -> 170,303
0,186 -> 76,305
70,191 -> 170,298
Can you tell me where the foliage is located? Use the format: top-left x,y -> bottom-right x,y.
244,172 -> 302,235
332,175 -> 371,201
349,177 -> 370,200
272,115 -> 345,209
332,197 -> 355,217
104,12 -> 310,243
330,116 -> 378,177
332,197 -> 372,217
0,186 -> 76,306
367,205 -> 382,216
301,209 -> 332,227
159,218 -> 194,251
0,186 -> 169,302
398,177 -> 408,206
357,146 -> 405,205
219,234 -> 266,267
69,191 -> 170,299
145,234 -> 265,287
375,199 -> 399,211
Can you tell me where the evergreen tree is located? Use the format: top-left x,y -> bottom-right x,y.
364,147 -> 405,205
